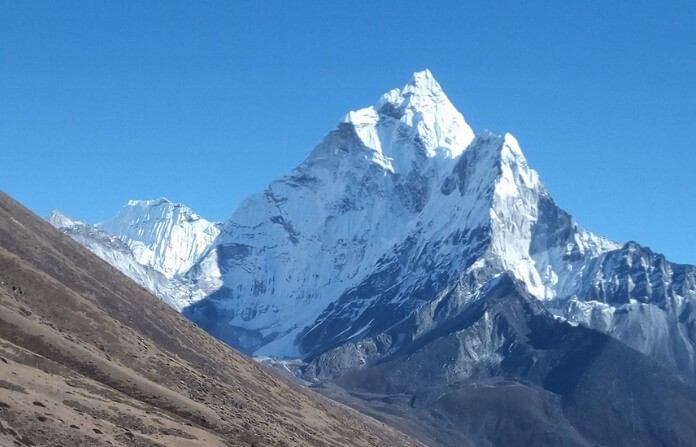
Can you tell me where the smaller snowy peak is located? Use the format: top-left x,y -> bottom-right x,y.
47,210 -> 81,229
97,199 -> 220,278
46,210 -> 204,311
99,198 -> 215,231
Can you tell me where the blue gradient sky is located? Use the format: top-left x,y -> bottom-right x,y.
1,1 -> 695,263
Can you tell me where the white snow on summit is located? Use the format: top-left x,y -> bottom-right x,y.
97,198 -> 220,279
47,210 -> 80,229
342,69 -> 474,173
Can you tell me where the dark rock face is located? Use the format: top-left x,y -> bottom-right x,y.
581,242 -> 696,308
395,170 -> 430,213
311,274 -> 696,447
550,241 -> 696,377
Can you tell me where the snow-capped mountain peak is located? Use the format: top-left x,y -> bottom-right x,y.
48,209 -> 205,310
341,70 -> 474,173
97,198 -> 220,278
47,209 -> 80,230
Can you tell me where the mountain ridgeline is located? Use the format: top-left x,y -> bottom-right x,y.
48,70 -> 696,446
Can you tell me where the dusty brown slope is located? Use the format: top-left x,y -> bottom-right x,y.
0,191 -> 419,447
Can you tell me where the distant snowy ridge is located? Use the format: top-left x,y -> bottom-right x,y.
47,209 -> 206,310
97,198 -> 221,279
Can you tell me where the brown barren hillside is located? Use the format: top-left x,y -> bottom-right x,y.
0,191 -> 419,447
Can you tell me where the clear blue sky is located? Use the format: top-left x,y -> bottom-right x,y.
1,1 -> 695,263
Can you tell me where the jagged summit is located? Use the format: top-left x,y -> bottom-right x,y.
408,68 -> 438,88
340,69 -> 474,172
375,69 -> 448,113
377,69 -> 451,116
47,209 -> 79,229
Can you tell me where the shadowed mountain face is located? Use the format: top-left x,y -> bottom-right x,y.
312,274 -> 696,447
0,192 -> 419,447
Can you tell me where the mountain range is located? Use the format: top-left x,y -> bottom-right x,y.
48,70 -> 696,446
0,191 -> 417,447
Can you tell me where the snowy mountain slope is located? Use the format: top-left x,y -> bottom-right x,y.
183,71 -> 620,359
183,70 -> 482,356
295,130 -> 618,362
97,198 -> 220,279
48,210 -> 204,310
